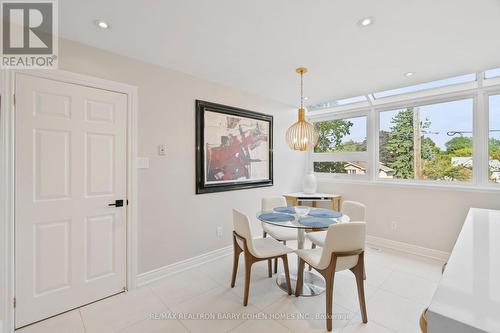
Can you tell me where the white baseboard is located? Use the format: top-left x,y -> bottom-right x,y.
136,245 -> 233,287
366,235 -> 450,262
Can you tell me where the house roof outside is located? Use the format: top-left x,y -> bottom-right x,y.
452,157 -> 500,170
344,161 -> 395,173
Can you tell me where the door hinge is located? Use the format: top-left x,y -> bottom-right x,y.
13,94 -> 16,106
13,297 -> 16,308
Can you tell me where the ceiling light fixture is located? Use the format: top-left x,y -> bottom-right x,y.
285,67 -> 318,151
359,17 -> 374,27
95,20 -> 109,29
404,72 -> 415,77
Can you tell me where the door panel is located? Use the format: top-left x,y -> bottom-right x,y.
15,73 -> 128,328
34,129 -> 71,200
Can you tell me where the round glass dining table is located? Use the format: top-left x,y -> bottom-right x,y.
257,206 -> 350,297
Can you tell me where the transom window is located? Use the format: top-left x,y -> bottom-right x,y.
373,74 -> 476,99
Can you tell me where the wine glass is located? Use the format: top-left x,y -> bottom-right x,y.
294,206 -> 310,218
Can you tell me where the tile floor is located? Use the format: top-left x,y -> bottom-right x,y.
17,242 -> 443,333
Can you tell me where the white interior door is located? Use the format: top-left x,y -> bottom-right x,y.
15,73 -> 128,328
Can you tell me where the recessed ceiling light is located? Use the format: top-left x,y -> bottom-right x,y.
304,97 -> 309,101
404,72 -> 415,77
95,20 -> 109,29
358,17 -> 374,27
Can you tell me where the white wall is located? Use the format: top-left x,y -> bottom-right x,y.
317,180 -> 500,253
58,39 -> 305,274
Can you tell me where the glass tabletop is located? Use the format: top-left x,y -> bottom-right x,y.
256,206 -> 350,229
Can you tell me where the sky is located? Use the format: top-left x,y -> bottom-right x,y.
339,116 -> 367,144
380,99 -> 474,149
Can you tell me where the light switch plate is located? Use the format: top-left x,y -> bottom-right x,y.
136,157 -> 150,169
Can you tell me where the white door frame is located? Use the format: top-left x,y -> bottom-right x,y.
0,69 -> 138,333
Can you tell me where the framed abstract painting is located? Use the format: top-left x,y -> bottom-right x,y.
195,100 -> 273,194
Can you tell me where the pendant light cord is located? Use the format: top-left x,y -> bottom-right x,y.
300,71 -> 304,109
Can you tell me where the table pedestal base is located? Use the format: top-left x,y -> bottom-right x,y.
276,270 -> 325,296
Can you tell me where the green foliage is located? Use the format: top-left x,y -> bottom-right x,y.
384,108 -> 415,179
489,138 -> 500,160
422,154 -> 472,181
313,162 -> 347,173
421,137 -> 440,161
315,120 -> 353,152
445,136 -> 472,153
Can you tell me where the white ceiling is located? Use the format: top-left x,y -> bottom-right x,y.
59,0 -> 500,107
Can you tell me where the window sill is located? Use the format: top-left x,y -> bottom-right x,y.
316,175 -> 500,194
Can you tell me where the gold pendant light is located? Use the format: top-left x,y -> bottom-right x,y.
286,67 -> 319,151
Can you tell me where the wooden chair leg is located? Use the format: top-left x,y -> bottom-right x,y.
295,259 -> 305,297
308,243 -> 316,271
243,255 -> 253,306
281,255 -> 292,295
231,240 -> 241,288
274,258 -> 278,274
353,256 -> 368,323
267,259 -> 272,278
325,273 -> 335,332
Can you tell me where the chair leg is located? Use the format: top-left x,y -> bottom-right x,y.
281,255 -> 292,295
308,243 -> 316,271
295,258 -> 305,297
353,256 -> 368,323
231,241 -> 241,288
325,273 -> 335,332
268,259 -> 272,278
274,258 -> 278,274
243,255 -> 253,306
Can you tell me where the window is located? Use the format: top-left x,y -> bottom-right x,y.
312,115 -> 369,175
314,116 -> 367,153
373,74 -> 476,99
489,95 -> 500,184
378,99 -> 473,182
485,68 -> 500,79
307,95 -> 367,111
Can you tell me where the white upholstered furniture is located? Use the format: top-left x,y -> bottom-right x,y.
307,200 -> 366,247
296,222 -> 368,332
261,196 -> 297,273
231,209 -> 293,306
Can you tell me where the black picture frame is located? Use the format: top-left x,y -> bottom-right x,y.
195,100 -> 274,194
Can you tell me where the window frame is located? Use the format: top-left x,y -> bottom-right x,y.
310,110 -> 371,180
308,70 -> 500,191
485,90 -> 500,185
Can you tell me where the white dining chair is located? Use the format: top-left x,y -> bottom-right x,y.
306,200 -> 366,248
296,222 -> 368,332
231,209 -> 293,305
261,196 -> 298,273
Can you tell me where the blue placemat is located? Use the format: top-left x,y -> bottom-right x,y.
258,212 -> 295,222
308,209 -> 342,219
273,206 -> 296,214
299,217 -> 337,228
